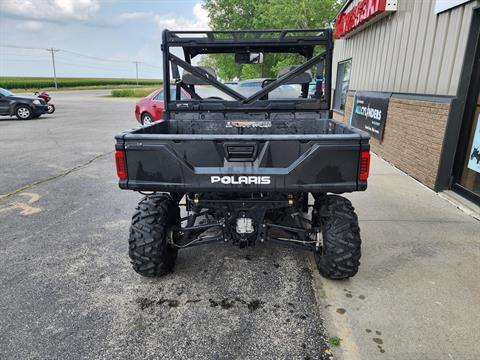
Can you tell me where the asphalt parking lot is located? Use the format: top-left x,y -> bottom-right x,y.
1,90 -> 479,360
0,90 -> 332,360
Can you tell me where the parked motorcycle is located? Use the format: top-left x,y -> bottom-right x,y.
34,91 -> 55,114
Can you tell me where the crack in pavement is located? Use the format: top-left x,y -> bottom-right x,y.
0,151 -> 114,202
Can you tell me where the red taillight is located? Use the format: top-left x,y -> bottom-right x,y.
359,150 -> 370,181
115,150 -> 127,181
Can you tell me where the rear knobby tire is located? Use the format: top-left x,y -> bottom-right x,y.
129,195 -> 180,277
313,195 -> 361,280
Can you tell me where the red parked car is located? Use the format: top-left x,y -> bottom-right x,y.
135,86 -> 190,125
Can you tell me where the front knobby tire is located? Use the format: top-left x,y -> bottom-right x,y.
313,195 -> 361,280
129,195 -> 180,277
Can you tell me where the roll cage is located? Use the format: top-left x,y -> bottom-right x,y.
161,29 -> 333,116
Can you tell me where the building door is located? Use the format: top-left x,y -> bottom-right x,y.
454,92 -> 480,203
452,32 -> 480,204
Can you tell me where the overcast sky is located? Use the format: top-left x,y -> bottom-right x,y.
0,0 -> 210,79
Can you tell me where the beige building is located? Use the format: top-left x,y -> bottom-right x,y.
331,0 -> 480,205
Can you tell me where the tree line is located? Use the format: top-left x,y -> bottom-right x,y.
200,0 -> 342,81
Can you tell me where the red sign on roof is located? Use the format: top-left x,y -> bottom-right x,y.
335,0 -> 397,39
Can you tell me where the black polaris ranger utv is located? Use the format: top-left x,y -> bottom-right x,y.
115,29 -> 370,279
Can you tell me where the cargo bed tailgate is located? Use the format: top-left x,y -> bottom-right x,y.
115,124 -> 370,193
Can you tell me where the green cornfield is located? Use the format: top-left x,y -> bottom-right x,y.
0,76 -> 162,90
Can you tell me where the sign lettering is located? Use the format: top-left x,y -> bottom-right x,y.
351,92 -> 391,141
335,0 -> 397,39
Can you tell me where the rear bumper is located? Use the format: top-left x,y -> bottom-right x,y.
120,179 -> 365,193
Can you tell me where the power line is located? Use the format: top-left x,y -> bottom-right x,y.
2,57 -> 133,70
60,49 -> 161,69
0,44 -> 46,51
0,58 -> 51,63
0,44 -> 162,80
142,62 -> 162,69
0,44 -> 161,68
1,51 -> 51,58
57,52 -> 133,68
1,57 -> 161,77
60,49 -> 134,64
56,60 -> 130,70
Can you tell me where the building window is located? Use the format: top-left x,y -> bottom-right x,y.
333,59 -> 351,111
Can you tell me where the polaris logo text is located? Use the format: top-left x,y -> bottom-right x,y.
211,176 -> 271,185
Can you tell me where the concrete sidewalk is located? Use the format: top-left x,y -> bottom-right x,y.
314,155 -> 480,360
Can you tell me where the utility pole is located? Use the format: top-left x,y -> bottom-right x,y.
47,48 -> 60,89
133,61 -> 141,86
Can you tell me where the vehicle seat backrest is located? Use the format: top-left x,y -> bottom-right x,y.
182,66 -> 217,85
277,65 -> 312,84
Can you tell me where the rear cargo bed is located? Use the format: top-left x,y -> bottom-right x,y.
115,116 -> 370,193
